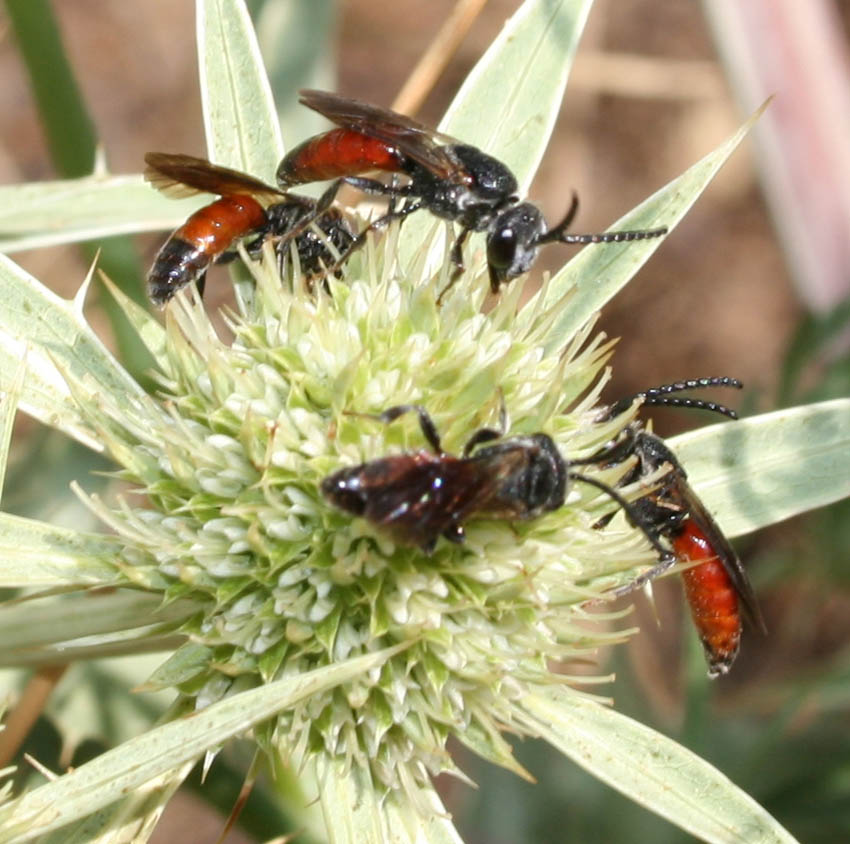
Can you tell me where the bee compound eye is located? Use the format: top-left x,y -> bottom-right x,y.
487,226 -> 518,270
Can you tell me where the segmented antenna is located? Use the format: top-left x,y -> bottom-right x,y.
609,377 -> 743,420
539,191 -> 668,246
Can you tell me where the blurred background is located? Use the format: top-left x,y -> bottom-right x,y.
1,0 -> 849,841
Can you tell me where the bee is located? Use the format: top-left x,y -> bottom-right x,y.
144,152 -> 354,304
603,377 -> 766,676
321,403 -> 672,559
278,90 -> 666,298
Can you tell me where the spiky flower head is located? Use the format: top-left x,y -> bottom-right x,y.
79,217 -> 662,795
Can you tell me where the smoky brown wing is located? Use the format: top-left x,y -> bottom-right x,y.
679,481 -> 766,633
422,452 -> 533,524
458,447 -> 542,520
352,455 -> 496,544
144,152 -> 284,202
298,89 -> 469,183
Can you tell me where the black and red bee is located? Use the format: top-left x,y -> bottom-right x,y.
320,403 -> 675,560
277,90 -> 667,298
144,152 -> 354,305
603,378 -> 766,676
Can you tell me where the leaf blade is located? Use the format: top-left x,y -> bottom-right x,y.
441,0 -> 593,190
0,176 -> 201,254
521,687 -> 798,844
0,253 -> 153,450
0,356 -> 26,503
311,754 -> 465,844
0,512 -> 120,588
398,0 -> 593,270
670,399 -> 850,538
0,644 -> 407,841
197,0 -> 284,180
534,99 -> 770,355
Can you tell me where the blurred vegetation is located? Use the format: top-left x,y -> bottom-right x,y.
4,0 -> 153,384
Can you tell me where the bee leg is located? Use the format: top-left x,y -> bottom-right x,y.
347,404 -> 443,454
461,427 -> 502,457
315,179 -> 343,213
462,390 -> 508,455
314,201 -> 422,280
571,427 -> 639,469
608,553 -> 679,599
215,250 -> 239,265
343,176 -> 414,199
243,231 -> 272,261
449,226 -> 472,272
380,405 -> 443,453
569,471 -> 672,563
436,226 -> 473,305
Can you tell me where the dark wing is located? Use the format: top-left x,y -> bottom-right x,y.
459,446 -> 546,520
424,450 -> 537,525
678,481 -> 766,633
361,456 -> 495,547
144,152 -> 285,202
298,89 -> 470,183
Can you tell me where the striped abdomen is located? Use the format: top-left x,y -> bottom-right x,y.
277,128 -> 405,185
148,195 -> 267,305
675,520 -> 742,677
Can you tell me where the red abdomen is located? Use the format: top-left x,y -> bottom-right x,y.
278,128 -> 405,184
675,520 -> 742,676
147,195 -> 266,305
175,195 -> 266,256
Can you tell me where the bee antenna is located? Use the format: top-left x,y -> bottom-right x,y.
639,376 -> 743,398
538,189 -> 667,247
608,377 -> 743,420
536,192 -> 580,244
640,396 -> 739,419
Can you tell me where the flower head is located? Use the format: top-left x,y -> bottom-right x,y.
74,227 -> 661,796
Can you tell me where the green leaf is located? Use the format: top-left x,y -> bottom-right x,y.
253,0 -> 340,147
0,357 -> 25,503
140,644 -> 213,691
197,0 -> 284,180
0,644 -> 407,842
5,0 -> 152,376
40,765 -> 190,844
531,99 -> 770,355
311,754 -> 464,844
0,253 -> 153,450
0,635 -> 185,670
0,176 -> 201,254
399,0 -> 592,270
520,687 -> 798,844
0,0 -> 288,256
0,591 -> 193,663
441,0 -> 592,191
0,512 -> 119,588
4,0 -> 96,179
670,399 -> 850,539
